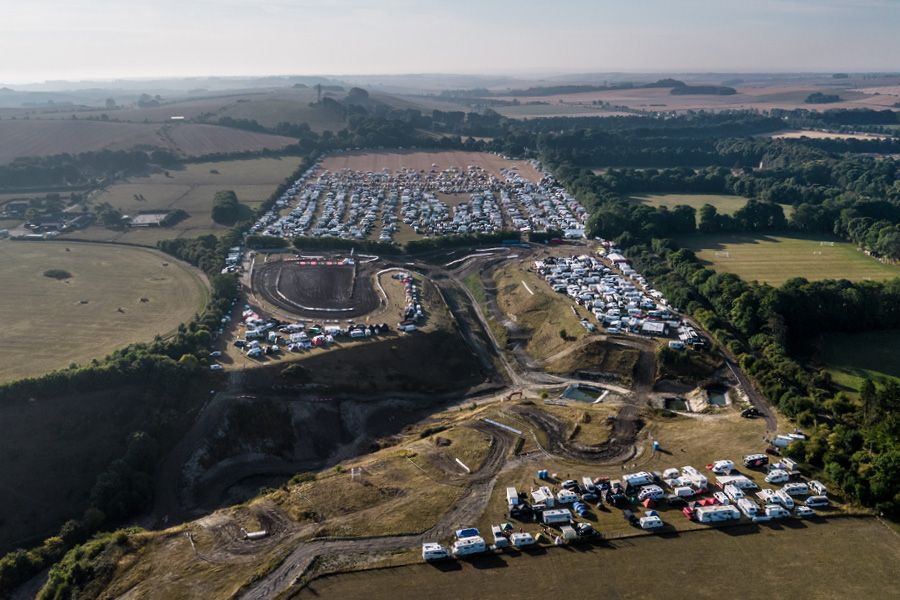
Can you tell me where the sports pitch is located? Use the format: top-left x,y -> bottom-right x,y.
677,233 -> 900,285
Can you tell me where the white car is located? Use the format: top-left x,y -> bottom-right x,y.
713,492 -> 730,505
209,364 -> 224,371
422,543 -> 449,561
794,506 -> 816,518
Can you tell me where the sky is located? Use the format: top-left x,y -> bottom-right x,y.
1,0 -> 898,84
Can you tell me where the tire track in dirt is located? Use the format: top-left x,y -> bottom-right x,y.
506,403 -> 642,465
238,427 -> 516,600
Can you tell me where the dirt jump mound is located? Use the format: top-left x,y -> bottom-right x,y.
254,259 -> 381,319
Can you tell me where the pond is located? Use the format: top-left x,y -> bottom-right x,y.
561,384 -> 604,402
664,397 -> 688,411
707,388 -> 729,406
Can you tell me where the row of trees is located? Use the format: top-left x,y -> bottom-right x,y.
623,241 -> 900,515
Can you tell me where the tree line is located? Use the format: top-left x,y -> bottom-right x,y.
623,240 -> 900,516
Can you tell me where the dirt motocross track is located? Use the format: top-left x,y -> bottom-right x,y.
253,260 -> 381,319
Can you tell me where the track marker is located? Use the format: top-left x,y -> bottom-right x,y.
482,418 -> 522,436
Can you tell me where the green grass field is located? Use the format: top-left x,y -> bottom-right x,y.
298,517 -> 900,600
821,330 -> 900,395
71,156 -> 302,245
677,233 -> 900,285
0,240 -> 207,382
631,193 -> 794,218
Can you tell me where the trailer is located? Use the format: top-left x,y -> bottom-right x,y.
506,487 -> 520,507
452,536 -> 486,556
542,508 -> 574,525
622,471 -> 654,488
737,497 -> 759,518
694,505 -> 740,523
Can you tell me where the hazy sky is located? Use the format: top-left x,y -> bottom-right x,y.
1,0 -> 898,84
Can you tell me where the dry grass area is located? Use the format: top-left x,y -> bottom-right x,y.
408,425 -> 496,476
492,261 -> 590,361
494,104 -> 633,119
0,120 -> 295,164
677,233 -> 900,285
543,339 -> 640,380
274,450 -> 465,539
297,517 -> 900,600
321,151 -> 543,183
770,129 -> 890,141
541,404 -> 616,446
631,193 -> 750,216
73,156 -> 302,244
0,240 -> 207,382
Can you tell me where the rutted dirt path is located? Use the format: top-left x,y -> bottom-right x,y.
505,403 -> 642,464
238,427 -> 515,600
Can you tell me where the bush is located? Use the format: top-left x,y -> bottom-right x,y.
289,472 -> 316,485
43,269 -> 72,280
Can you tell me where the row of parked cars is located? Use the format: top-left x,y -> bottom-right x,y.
250,156 -> 587,245
534,253 -> 678,336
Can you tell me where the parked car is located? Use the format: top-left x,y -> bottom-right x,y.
794,506 -> 816,518
422,543 -> 449,561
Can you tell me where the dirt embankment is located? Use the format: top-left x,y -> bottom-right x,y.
507,403 -> 642,464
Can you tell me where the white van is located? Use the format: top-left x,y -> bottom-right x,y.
765,505 -> 791,519
510,532 -> 535,547
711,460 -> 735,475
640,515 -> 664,529
805,495 -> 830,508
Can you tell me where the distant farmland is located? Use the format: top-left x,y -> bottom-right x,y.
0,119 -> 297,164
0,241 -> 207,382
677,233 -> 900,285
73,156 -> 303,245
